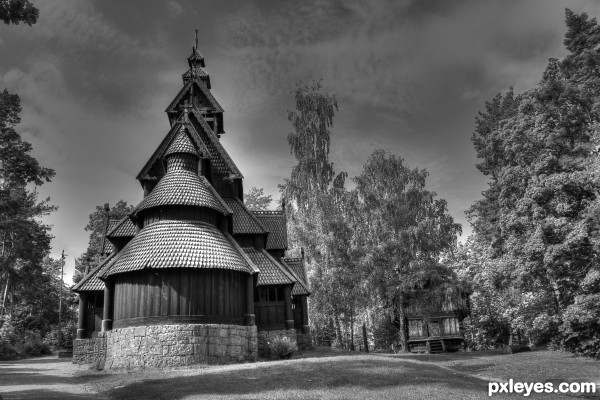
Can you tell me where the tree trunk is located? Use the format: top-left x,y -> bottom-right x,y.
328,317 -> 335,346
350,305 -> 355,351
398,297 -> 410,353
1,275 -> 8,314
335,314 -> 344,349
362,323 -> 369,353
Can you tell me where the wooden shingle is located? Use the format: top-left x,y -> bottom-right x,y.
72,253 -> 116,292
224,198 -> 268,234
253,211 -> 288,250
103,220 -> 254,277
243,248 -> 295,286
134,171 -> 231,216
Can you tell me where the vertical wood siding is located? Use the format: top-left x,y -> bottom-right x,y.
113,269 -> 247,322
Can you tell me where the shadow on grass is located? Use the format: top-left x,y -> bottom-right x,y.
107,356 -> 488,400
0,388 -> 101,400
0,357 -> 73,366
382,350 -> 503,363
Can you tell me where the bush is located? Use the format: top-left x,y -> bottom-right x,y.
0,339 -> 20,361
46,322 -> 77,349
0,330 -> 52,360
268,336 -> 297,359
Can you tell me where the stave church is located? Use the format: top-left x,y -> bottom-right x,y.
72,35 -> 313,369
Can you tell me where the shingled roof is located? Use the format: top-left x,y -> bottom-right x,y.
72,253 -> 116,292
282,258 -> 310,296
188,109 -> 242,177
224,198 -> 268,235
164,129 -> 199,158
136,121 -> 210,181
134,171 -> 231,216
102,220 -> 255,277
99,219 -> 119,255
243,248 -> 295,286
106,216 -> 136,238
253,211 -> 288,250
137,110 -> 240,183
187,47 -> 205,67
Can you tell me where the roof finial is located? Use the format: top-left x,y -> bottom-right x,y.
194,29 -> 198,51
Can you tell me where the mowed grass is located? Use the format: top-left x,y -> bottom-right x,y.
104,355 -> 488,400
88,349 -> 596,400
396,349 -> 599,382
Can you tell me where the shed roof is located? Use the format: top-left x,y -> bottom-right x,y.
106,216 -> 137,238
282,258 -> 310,295
253,211 -> 287,250
102,220 -> 255,277
72,253 -> 116,292
224,198 -> 268,235
243,248 -> 295,286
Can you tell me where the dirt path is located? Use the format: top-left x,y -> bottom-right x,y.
0,356 -> 106,400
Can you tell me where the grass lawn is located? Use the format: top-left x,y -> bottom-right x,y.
75,348 -> 598,400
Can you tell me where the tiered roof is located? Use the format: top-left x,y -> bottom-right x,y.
134,172 -> 231,216
164,129 -> 199,158
75,44 -> 312,302
103,221 -> 254,277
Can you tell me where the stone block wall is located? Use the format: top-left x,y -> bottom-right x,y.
257,329 -> 297,358
73,324 -> 258,370
296,333 -> 314,350
73,337 -> 106,367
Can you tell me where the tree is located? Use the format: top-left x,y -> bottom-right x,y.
243,187 -> 273,211
353,150 -> 461,352
0,0 -> 39,26
465,9 -> 600,356
280,81 -> 366,348
0,90 -> 55,317
73,200 -> 133,283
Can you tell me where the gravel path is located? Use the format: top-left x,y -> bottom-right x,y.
0,356 -> 106,400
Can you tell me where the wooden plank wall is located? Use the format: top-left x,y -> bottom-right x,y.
113,269 -> 247,322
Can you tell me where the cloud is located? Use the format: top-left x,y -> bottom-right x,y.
166,1 -> 184,19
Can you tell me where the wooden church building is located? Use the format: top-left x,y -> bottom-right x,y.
72,37 -> 312,369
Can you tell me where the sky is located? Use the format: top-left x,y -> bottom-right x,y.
1,0 -> 599,284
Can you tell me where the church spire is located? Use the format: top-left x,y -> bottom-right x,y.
188,29 -> 205,69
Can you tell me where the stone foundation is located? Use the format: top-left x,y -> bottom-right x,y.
73,337 -> 106,367
296,333 -> 314,350
73,324 -> 257,370
257,329 -> 297,358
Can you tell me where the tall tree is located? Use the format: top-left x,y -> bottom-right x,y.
465,10 -> 600,356
0,0 -> 39,26
0,90 -> 55,316
243,187 -> 273,211
280,80 -> 363,347
73,200 -> 133,283
353,150 -> 461,351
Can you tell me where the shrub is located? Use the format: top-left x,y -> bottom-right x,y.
0,339 -> 20,361
46,322 -> 77,349
268,336 -> 297,359
0,330 -> 52,360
